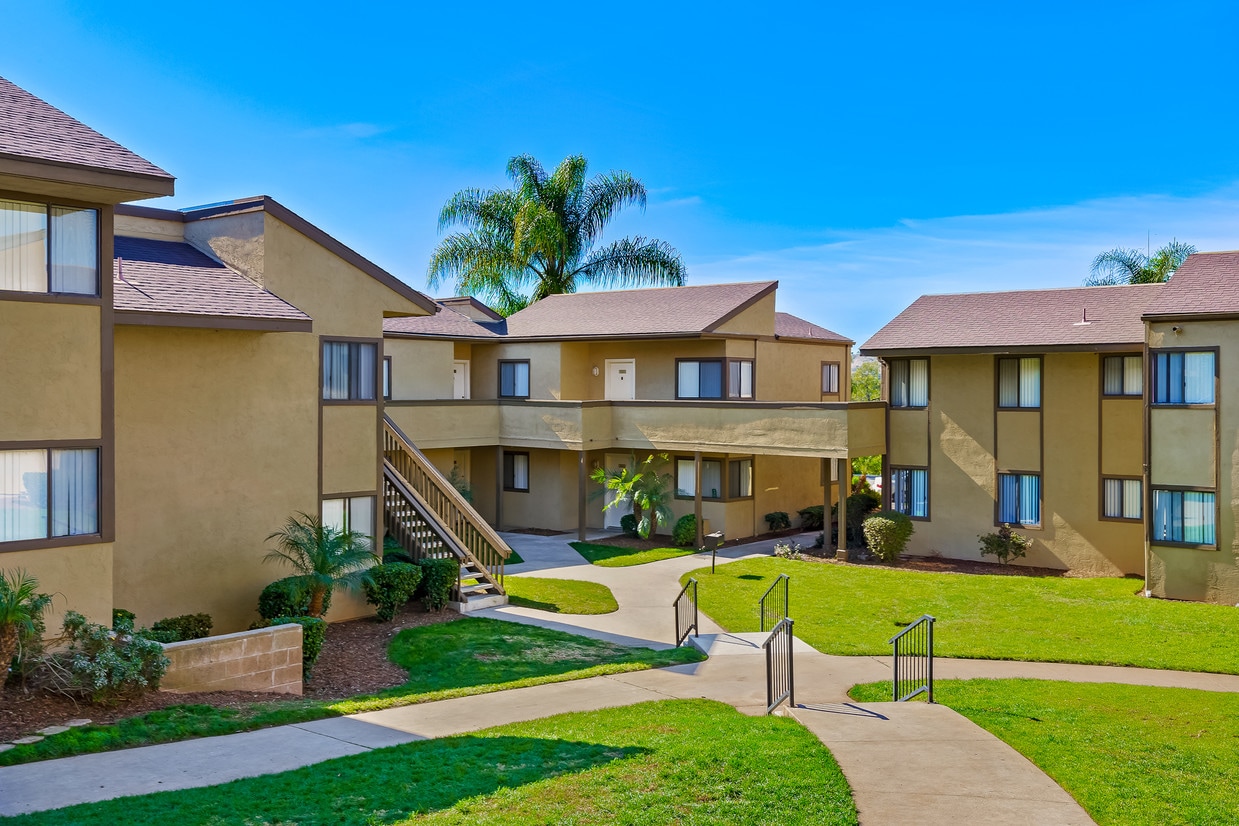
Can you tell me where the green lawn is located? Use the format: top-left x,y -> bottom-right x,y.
0,618 -> 700,768
505,576 -> 618,614
571,541 -> 698,567
685,557 -> 1239,673
849,679 -> 1239,826
8,700 -> 857,826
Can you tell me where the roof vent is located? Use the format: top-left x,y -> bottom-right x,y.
1072,308 -> 1092,326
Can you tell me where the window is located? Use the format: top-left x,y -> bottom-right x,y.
1151,489 -> 1215,545
499,361 -> 530,398
1102,478 -> 1142,520
727,360 -> 754,399
503,452 -> 530,491
677,360 -> 724,399
822,362 -> 840,394
998,357 -> 1041,408
0,199 -> 98,295
1102,355 -> 1143,397
728,459 -> 753,498
676,457 -> 723,499
0,448 -> 99,542
997,472 -> 1040,526
382,356 -> 392,401
1151,351 -> 1215,405
322,341 -> 377,401
890,358 -> 928,407
891,468 -> 928,518
321,495 -> 374,548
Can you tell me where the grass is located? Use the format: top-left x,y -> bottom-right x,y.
571,540 -> 698,567
504,576 -> 619,614
8,700 -> 857,826
849,679 -> 1239,825
685,556 -> 1239,673
0,618 -> 701,768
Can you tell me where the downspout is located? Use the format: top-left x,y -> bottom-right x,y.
1142,330 -> 1152,596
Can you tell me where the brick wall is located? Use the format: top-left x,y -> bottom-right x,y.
160,623 -> 303,695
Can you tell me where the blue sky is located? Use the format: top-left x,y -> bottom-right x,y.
8,1 -> 1239,342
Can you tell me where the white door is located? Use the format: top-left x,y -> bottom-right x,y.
452,360 -> 470,399
603,453 -> 634,529
605,359 -> 635,401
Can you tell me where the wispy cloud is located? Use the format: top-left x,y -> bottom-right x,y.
300,122 -> 391,140
691,185 -> 1239,343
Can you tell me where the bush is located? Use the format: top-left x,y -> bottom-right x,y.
773,541 -> 802,560
833,490 -> 883,546
258,576 -> 330,620
111,608 -> 136,633
48,610 -> 169,705
619,513 -> 639,538
363,562 -> 423,621
797,506 -> 824,531
270,615 -> 326,676
1,570 -> 53,685
672,514 -> 698,547
417,558 -> 458,611
862,511 -> 915,563
150,613 -> 213,643
979,524 -> 1031,564
765,511 -> 791,532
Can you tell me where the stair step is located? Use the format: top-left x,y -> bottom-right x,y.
459,583 -> 500,595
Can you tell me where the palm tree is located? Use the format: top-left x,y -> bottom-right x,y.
1084,240 -> 1197,285
0,569 -> 52,684
264,514 -> 376,618
428,155 -> 687,315
590,454 -> 675,539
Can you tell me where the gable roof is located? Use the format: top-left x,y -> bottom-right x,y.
0,75 -> 173,195
384,304 -> 503,339
113,236 -> 311,331
438,295 -> 504,321
775,312 -> 852,344
1144,251 -> 1239,319
862,284 -> 1163,355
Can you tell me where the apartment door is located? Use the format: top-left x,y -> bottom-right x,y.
603,453 -> 633,529
452,360 -> 470,399
605,359 -> 635,401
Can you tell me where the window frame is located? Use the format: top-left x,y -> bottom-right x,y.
0,196 -> 101,299
502,451 -> 530,492
996,470 -> 1042,529
498,360 -> 531,399
382,356 -> 392,401
1149,347 -> 1218,407
890,466 -> 930,520
996,356 -> 1042,410
1149,486 -> 1217,548
0,444 -> 103,549
1099,476 -> 1143,523
888,358 -> 929,409
726,359 -> 755,400
675,358 -> 755,401
320,492 -> 377,550
675,455 -> 753,501
821,361 -> 840,395
321,338 -> 380,404
1100,354 -> 1144,398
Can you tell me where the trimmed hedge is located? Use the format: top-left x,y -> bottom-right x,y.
270,615 -> 326,676
672,514 -> 697,547
258,577 -> 331,620
363,562 -> 423,621
862,510 -> 915,562
150,613 -> 213,643
417,557 -> 458,611
620,513 -> 638,538
765,511 -> 791,531
797,506 -> 824,531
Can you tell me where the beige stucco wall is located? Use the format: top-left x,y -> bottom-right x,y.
711,293 -> 775,336
471,342 -> 563,400
4,544 -> 113,630
0,302 -> 102,440
1150,408 -> 1215,488
996,410 -> 1040,471
322,405 -> 380,495
114,213 -> 185,242
185,212 -> 265,287
756,340 -> 850,402
385,338 -> 455,400
889,408 -> 929,467
1100,398 -> 1143,477
576,339 -> 723,400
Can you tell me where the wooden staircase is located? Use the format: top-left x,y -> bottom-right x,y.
382,416 -> 511,609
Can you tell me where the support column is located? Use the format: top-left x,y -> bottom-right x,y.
881,453 -> 891,511
494,445 -> 504,532
578,452 -> 588,542
823,458 -> 832,549
836,457 -> 849,562
694,451 -> 703,548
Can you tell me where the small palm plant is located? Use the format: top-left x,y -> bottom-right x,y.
264,514 -> 377,618
0,569 -> 52,685
590,454 -> 675,539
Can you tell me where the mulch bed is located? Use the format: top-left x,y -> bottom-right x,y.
799,548 -> 1072,578
585,529 -> 805,552
0,603 -> 460,743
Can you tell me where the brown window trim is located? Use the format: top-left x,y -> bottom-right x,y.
672,455 -> 754,502
0,443 -> 104,551
321,337 -> 381,405
889,465 -> 930,521
887,357 -> 930,409
1149,346 -> 1219,407
1098,474 -> 1143,523
1147,484 -> 1218,549
502,451 -> 530,492
382,356 -> 393,401
498,360 -> 531,399
996,355 -> 1043,410
675,358 -> 755,401
994,469 -> 1043,530
821,361 -> 841,395
1100,353 -> 1144,398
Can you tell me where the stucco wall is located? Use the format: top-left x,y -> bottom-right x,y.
0,302 -> 102,440
385,338 -> 455,400
4,543 -> 113,629
711,293 -> 775,336
756,340 -> 851,402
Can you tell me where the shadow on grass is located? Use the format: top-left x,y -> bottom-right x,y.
24,735 -> 648,826
508,595 -> 561,612
737,574 -> 765,581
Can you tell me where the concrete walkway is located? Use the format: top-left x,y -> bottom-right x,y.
5,530 -> 1239,822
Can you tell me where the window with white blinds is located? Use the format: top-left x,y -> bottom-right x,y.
998,472 -> 1040,526
890,359 -> 928,408
1102,478 -> 1141,520
0,448 -> 99,543
321,495 -> 375,549
1151,489 -> 1215,545
322,341 -> 378,401
1102,355 -> 1143,396
998,358 -> 1041,408
1151,351 -> 1215,405
0,200 -> 98,295
891,468 -> 928,518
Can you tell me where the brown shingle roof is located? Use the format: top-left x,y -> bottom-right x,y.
438,296 -> 504,321
1144,251 -> 1239,318
775,312 -> 852,344
0,76 -> 171,180
862,284 -> 1164,354
113,236 -> 310,328
384,304 -> 503,338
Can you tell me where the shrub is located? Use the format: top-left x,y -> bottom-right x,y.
979,524 -> 1032,564
270,615 -> 326,676
111,608 -> 136,633
862,511 -> 915,563
797,506 -> 824,531
672,514 -> 698,547
47,610 -> 169,704
812,532 -> 825,550
833,490 -> 883,546
363,562 -> 423,621
264,512 -> 375,617
1,569 -> 53,685
765,511 -> 791,532
150,613 -> 213,643
619,513 -> 638,538
258,576 -> 332,620
773,541 -> 802,560
417,558 -> 458,611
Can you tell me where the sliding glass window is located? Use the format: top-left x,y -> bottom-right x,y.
0,200 -> 98,295
890,359 -> 928,408
0,448 -> 99,543
998,472 -> 1040,527
1151,351 -> 1214,405
1151,489 -> 1215,545
998,357 -> 1041,408
891,468 -> 928,518
322,341 -> 377,401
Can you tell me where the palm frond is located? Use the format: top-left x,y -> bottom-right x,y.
1088,248 -> 1147,285
573,237 -> 687,289
581,172 -> 646,243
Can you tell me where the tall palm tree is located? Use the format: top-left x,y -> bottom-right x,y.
428,155 -> 687,315
264,514 -> 376,618
1084,240 -> 1197,285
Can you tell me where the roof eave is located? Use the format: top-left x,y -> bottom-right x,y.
0,153 -> 174,202
114,310 -> 312,333
860,341 -> 1144,357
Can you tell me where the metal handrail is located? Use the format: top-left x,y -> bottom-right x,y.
763,617 -> 795,714
759,574 -> 789,632
674,578 -> 699,646
889,614 -> 935,702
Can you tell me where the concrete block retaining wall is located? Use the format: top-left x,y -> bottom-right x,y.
160,623 -> 303,695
